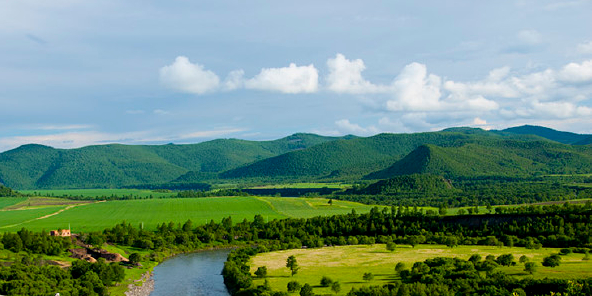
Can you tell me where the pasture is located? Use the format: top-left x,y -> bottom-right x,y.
0,196 -> 382,232
250,244 -> 592,295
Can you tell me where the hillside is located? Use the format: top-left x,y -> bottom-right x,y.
219,130 -> 554,180
365,139 -> 592,179
0,133 -> 344,189
350,174 -> 455,195
500,125 -> 591,144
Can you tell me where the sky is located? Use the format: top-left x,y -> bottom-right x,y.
1,0 -> 591,151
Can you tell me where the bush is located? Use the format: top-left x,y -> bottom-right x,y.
320,276 -> 333,287
255,266 -> 267,278
287,280 -> 301,292
542,254 -> 561,267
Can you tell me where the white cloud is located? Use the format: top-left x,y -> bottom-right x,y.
387,63 -> 442,111
557,60 -> 592,83
577,41 -> 592,55
244,63 -> 318,94
326,53 -> 384,94
473,117 -> 487,125
335,119 -> 378,135
159,56 -> 220,94
153,109 -> 170,115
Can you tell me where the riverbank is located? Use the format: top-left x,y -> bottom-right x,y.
124,271 -> 154,296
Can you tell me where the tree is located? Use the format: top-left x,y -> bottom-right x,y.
524,262 -> 537,274
363,272 -> 374,281
386,241 -> 396,252
255,266 -> 267,278
444,236 -> 458,248
519,255 -> 529,263
128,253 -> 141,264
331,281 -> 341,294
395,262 -> 406,274
300,283 -> 314,296
496,254 -> 515,266
287,255 -> 299,276
320,276 -> 333,287
542,254 -> 561,267
583,250 -> 590,261
328,199 -> 333,206
287,280 -> 301,293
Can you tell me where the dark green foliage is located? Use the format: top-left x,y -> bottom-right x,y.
128,253 -> 142,264
286,255 -> 299,276
331,281 -> 341,293
495,254 -> 515,266
542,254 -> 562,267
255,266 -> 268,278
1,228 -> 70,255
0,184 -> 20,197
524,262 -> 537,274
299,283 -> 314,296
363,272 -> 374,281
320,275 -> 333,287
287,280 -> 302,292
352,174 -> 454,195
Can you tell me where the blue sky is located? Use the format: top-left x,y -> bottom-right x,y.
1,0 -> 591,151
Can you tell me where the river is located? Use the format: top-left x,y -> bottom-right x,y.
149,249 -> 231,296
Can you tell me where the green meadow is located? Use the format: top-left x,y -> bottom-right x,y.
0,196 -> 383,232
250,244 -> 592,295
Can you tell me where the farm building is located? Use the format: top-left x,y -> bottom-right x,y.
49,229 -> 71,237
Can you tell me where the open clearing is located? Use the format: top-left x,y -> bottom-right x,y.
0,196 -> 382,232
250,244 -> 592,295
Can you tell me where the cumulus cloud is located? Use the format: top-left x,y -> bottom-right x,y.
326,53 -> 384,94
224,70 -> 245,91
244,63 -> 319,93
159,56 -> 220,94
557,60 -> 592,83
387,63 -> 443,111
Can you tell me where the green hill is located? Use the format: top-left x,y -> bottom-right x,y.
500,125 -> 591,144
219,130 -> 556,180
351,174 -> 454,195
365,140 -> 592,179
0,133 -> 344,189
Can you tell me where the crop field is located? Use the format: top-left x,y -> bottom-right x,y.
0,196 -> 383,232
250,244 -> 592,295
19,188 -> 177,199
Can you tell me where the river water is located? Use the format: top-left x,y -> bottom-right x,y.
149,249 -> 231,296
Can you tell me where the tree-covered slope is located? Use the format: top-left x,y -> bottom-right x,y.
220,131 -> 499,180
365,140 -> 592,179
0,133 -> 344,189
351,174 -> 455,195
500,125 -> 591,144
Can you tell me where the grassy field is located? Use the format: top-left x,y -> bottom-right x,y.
0,196 -> 383,232
19,188 -> 177,199
250,244 -> 592,295
0,197 -> 27,209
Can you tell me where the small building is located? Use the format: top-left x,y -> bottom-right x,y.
50,229 -> 71,237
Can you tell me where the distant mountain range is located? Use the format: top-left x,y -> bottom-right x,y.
0,125 -> 590,189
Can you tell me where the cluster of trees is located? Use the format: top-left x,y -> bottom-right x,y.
338,176 -> 591,207
1,228 -> 71,255
0,184 -> 21,197
346,256 -> 592,296
0,258 -> 124,295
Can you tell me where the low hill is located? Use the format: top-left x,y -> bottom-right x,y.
350,174 -> 454,195
365,140 -> 592,179
500,125 -> 591,144
0,133 -> 344,189
219,130 -> 556,180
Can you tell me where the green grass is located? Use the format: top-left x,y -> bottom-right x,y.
250,244 -> 592,295
0,206 -> 67,230
0,196 -> 386,232
20,188 -> 178,199
0,197 -> 27,209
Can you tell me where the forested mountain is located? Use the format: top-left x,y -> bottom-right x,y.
500,125 -> 591,144
0,133 -> 345,189
365,139 -> 592,179
0,125 -> 589,189
219,129 -> 583,180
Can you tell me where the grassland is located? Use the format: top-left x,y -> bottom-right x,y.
19,188 -> 177,199
0,197 -> 27,209
0,196 -> 383,232
250,244 -> 592,295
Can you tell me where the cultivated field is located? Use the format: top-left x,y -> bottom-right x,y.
250,244 -> 592,295
0,196 -> 383,232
